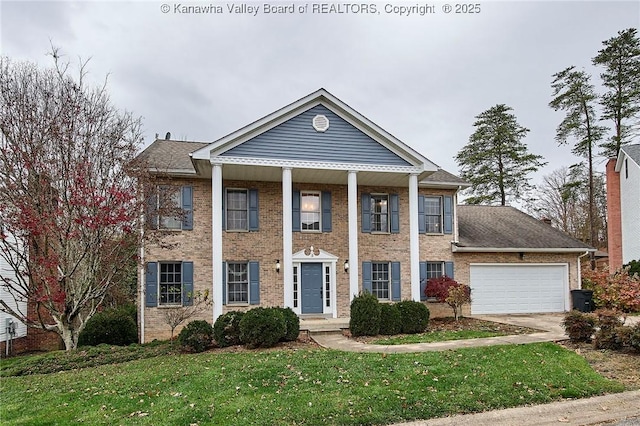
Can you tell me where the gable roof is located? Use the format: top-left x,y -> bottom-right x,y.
420,169 -> 470,188
137,139 -> 206,174
616,144 -> 640,171
190,88 -> 438,173
455,205 -> 594,252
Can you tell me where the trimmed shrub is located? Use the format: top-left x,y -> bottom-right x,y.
78,307 -> 138,347
178,320 -> 214,353
239,307 -> 286,348
562,310 -> 596,342
396,300 -> 430,334
277,307 -> 300,342
379,303 -> 402,335
213,311 -> 244,347
593,326 -> 630,351
349,292 -> 381,337
596,309 -> 624,331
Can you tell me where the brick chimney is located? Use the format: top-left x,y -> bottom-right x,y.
606,158 -> 622,271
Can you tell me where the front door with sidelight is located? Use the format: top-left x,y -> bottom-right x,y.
301,263 -> 323,314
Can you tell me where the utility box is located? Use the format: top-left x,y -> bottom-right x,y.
571,289 -> 594,313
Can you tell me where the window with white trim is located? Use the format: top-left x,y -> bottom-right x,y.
226,189 -> 248,231
426,262 -> 444,279
301,192 -> 321,231
371,194 -> 389,232
159,262 -> 182,305
425,196 -> 442,233
227,262 -> 248,303
372,262 -> 390,300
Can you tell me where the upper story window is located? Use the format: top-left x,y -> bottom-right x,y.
226,189 -> 248,231
301,191 -> 321,231
424,196 -> 442,233
147,185 -> 193,231
361,193 -> 399,234
371,194 -> 389,232
419,194 -> 453,235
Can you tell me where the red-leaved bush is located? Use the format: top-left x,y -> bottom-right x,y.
425,276 -> 472,320
582,267 -> 640,313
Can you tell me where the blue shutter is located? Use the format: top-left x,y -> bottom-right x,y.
182,186 -> 193,230
445,261 -> 454,279
249,189 -> 259,231
391,262 -> 401,301
145,262 -> 158,307
418,195 -> 426,234
322,191 -> 332,232
249,261 -> 260,305
362,261 -> 372,294
222,262 -> 227,305
292,190 -> 301,232
443,195 -> 453,235
361,193 -> 371,233
222,188 -> 226,231
390,194 -> 399,234
146,191 -> 158,230
420,261 -> 427,301
182,261 -> 194,306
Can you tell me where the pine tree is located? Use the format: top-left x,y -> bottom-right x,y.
593,28 -> 640,157
456,104 -> 546,206
549,66 -> 607,253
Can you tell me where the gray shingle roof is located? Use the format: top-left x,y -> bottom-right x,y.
622,144 -> 640,165
457,205 -> 593,250
137,140 -> 207,172
421,169 -> 469,187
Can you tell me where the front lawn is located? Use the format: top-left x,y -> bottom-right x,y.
0,343 -> 623,425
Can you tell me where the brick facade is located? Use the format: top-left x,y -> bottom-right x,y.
606,158 -> 623,271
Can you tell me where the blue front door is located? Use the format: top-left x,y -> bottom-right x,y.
301,263 -> 323,314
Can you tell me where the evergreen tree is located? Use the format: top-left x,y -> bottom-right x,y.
456,104 -> 546,206
549,66 -> 607,253
593,28 -> 640,157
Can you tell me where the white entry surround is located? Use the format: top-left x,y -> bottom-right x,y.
470,263 -> 570,315
291,247 -> 338,317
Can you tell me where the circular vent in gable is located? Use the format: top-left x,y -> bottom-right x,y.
312,114 -> 330,132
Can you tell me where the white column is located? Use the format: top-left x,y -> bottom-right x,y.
409,173 -> 421,301
348,171 -> 359,300
211,163 -> 223,320
282,167 -> 294,309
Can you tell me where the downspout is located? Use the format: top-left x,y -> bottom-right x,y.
577,251 -> 590,290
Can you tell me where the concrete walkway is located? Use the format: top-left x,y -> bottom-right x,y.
311,313 -> 567,353
309,314 -> 640,425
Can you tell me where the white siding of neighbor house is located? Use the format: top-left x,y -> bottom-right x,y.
0,234 -> 28,342
620,155 -> 640,264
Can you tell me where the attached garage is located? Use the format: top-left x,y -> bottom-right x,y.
469,264 -> 569,314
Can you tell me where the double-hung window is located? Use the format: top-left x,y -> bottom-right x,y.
424,196 -> 442,233
147,185 -> 193,230
301,191 -> 321,231
371,262 -> 390,300
227,262 -> 248,304
371,194 -> 389,232
426,262 -> 443,279
159,262 -> 182,305
226,189 -> 248,231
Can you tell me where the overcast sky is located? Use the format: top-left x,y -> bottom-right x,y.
1,0 -> 639,188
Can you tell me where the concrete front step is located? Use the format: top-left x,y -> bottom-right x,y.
299,318 -> 349,333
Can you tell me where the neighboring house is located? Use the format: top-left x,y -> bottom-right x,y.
606,144 -> 640,272
138,89 -> 594,342
0,234 -> 28,355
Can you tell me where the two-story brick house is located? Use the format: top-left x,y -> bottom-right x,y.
138,89 -> 593,342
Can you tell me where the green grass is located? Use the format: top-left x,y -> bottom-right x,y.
372,329 -> 511,345
0,343 -> 623,425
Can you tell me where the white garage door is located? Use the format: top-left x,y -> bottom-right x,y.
470,264 -> 568,315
